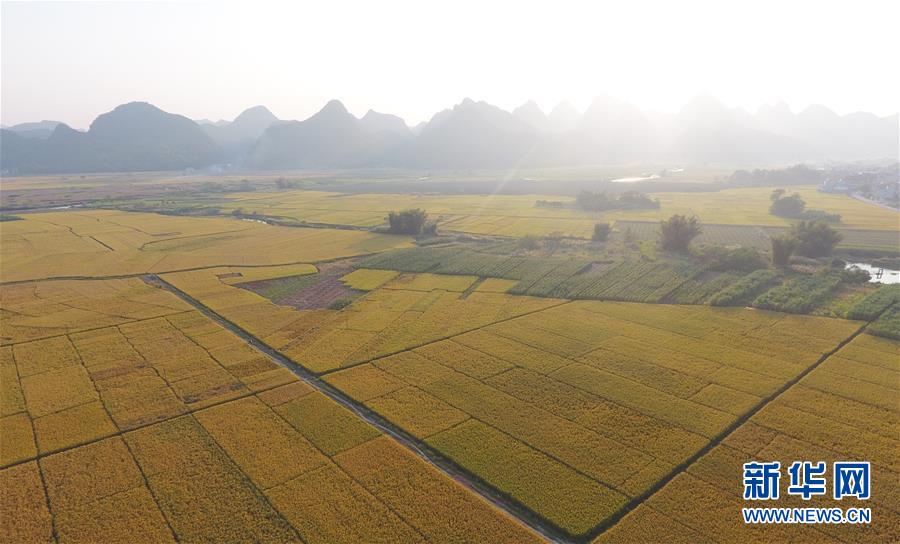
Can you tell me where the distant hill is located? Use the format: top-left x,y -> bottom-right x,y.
202,105 -> 280,161
546,101 -> 580,133
2,96 -> 897,174
359,109 -> 412,137
546,95 -> 658,165
513,101 -> 549,131
1,102 -> 221,174
407,98 -> 540,168
248,100 -> 376,169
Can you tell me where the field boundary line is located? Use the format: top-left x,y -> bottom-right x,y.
147,273 -> 571,543
583,319 -> 872,542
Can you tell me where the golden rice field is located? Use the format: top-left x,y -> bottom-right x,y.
0,278 -> 192,344
0,278 -> 542,543
596,332 -> 900,544
0,209 -> 410,282
217,186 -> 900,236
162,267 -> 560,374
322,299 -> 863,535
2,203 -> 897,542
157,263 -> 894,539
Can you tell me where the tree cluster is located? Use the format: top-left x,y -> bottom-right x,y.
575,190 -> 660,212
769,220 -> 843,266
592,223 -> 611,242
659,215 -> 702,253
387,208 -> 433,235
769,189 -> 841,222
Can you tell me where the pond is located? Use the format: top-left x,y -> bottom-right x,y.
610,174 -> 661,183
846,262 -> 900,284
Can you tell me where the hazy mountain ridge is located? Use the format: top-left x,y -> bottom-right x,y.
2,102 -> 221,173
2,96 -> 897,174
4,120 -> 62,140
202,105 -> 281,161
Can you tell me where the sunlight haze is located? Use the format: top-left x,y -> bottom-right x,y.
2,0 -> 898,128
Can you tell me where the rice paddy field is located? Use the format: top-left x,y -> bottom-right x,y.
2,190 -> 898,543
215,186 -> 900,236
0,278 -> 543,544
157,261 -> 895,540
0,209 -> 410,282
595,333 -> 899,544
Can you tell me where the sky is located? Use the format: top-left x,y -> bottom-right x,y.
2,0 -> 898,129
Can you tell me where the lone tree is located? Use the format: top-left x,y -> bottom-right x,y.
592,223 -> 611,242
770,234 -> 796,267
387,208 -> 429,235
769,189 -> 806,217
659,214 -> 702,253
790,220 -> 842,257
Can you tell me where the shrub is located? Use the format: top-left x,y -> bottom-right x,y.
790,220 -> 842,258
592,223 -> 611,242
328,298 -> 354,310
575,190 -> 659,212
517,235 -> 541,251
659,215 -> 702,253
575,190 -> 613,211
841,266 -> 871,284
698,246 -> 767,271
617,191 -> 660,209
770,234 -> 796,267
421,221 -> 439,236
387,209 -> 428,235
799,209 -> 842,223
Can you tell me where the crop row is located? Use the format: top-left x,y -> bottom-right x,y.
664,271 -> 743,304
707,269 -> 782,306
359,246 -> 717,304
539,260 -> 702,302
868,304 -> 900,340
752,273 -> 843,313
846,284 -> 900,320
